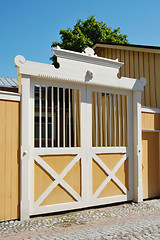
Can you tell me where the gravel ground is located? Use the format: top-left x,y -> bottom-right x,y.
0,199 -> 160,239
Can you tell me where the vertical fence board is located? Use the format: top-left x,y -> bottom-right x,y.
5,101 -> 12,220
149,53 -> 156,107
117,49 -> 121,78
129,51 -> 134,78
0,101 -> 5,221
11,102 -> 20,218
143,53 -> 150,107
120,50 -> 125,76
125,50 -> 129,77
108,48 -> 112,59
139,52 -> 145,106
155,54 -> 160,108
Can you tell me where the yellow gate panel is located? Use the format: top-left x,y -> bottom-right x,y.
92,153 -> 128,199
0,100 -> 20,222
115,158 -> 129,190
92,159 -> 108,195
34,161 -> 55,202
41,155 -> 76,175
40,185 -> 77,206
142,132 -> 160,199
63,159 -> 81,196
34,154 -> 81,206
98,180 -> 125,198
97,153 -> 124,171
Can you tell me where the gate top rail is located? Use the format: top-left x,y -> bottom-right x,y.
14,47 -> 146,92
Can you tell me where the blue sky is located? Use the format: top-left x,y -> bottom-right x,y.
0,0 -> 160,78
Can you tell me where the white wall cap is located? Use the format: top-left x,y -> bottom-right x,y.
14,47 -> 146,92
0,90 -> 21,101
52,46 -> 123,69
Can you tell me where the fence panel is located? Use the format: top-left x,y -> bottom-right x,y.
0,94 -> 20,222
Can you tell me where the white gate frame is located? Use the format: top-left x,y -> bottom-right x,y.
15,47 -> 146,220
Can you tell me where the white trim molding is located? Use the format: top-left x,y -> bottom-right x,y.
141,106 -> 160,113
0,90 -> 20,101
14,47 -> 146,92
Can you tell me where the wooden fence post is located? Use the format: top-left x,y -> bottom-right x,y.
20,75 -> 30,220
133,91 -> 143,202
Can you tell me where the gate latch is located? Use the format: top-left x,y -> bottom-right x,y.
23,150 -> 27,156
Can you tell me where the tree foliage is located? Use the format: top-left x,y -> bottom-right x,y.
51,15 -> 130,64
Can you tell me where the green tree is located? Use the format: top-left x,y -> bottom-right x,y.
51,15 -> 130,65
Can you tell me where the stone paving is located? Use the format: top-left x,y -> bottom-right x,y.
0,199 -> 160,239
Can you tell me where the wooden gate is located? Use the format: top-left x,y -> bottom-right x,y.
89,86 -> 133,206
15,47 -> 146,219
29,79 -> 133,216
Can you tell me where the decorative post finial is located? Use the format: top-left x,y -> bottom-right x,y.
83,47 -> 97,57
14,55 -> 26,66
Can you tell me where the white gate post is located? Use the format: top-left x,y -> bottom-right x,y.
20,75 -> 31,220
133,90 -> 143,202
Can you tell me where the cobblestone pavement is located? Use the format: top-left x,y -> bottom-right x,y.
0,199 -> 160,239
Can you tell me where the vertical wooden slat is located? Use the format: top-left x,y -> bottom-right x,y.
100,93 -> 102,147
97,92 -> 100,147
5,101 -> 12,220
115,95 -> 119,146
0,101 -> 5,221
101,93 -> 105,147
52,87 -> 54,147
76,90 -> 81,147
129,51 -> 134,78
63,88 -> 65,147
124,96 -> 128,146
11,102 -> 20,219
102,48 -> 105,58
57,87 -> 60,147
74,90 -> 76,147
69,89 -> 71,147
134,51 -> 139,80
118,95 -> 121,146
139,52 -> 145,106
143,52 -> 150,107
125,50 -> 129,77
104,48 -> 108,58
155,54 -> 160,108
126,96 -> 128,146
114,95 -> 116,146
120,50 -> 125,77
149,53 -> 156,107
108,48 -> 112,59
95,92 -> 97,147
112,49 -> 117,60
105,93 -> 107,147
106,95 -> 110,146
122,95 -> 125,146
39,86 -> 41,148
92,92 -> 95,147
109,94 -> 112,146
117,49 -> 121,78
45,87 -> 47,148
